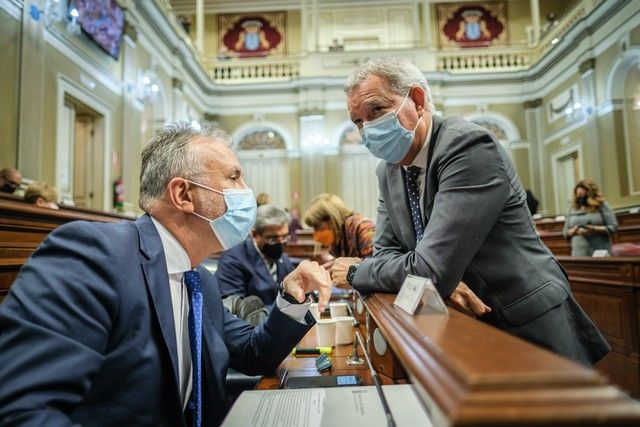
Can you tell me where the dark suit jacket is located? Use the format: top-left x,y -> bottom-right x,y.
0,214 -> 312,426
216,238 -> 294,306
353,115 -> 609,365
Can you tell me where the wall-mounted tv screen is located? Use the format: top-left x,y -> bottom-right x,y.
75,0 -> 125,60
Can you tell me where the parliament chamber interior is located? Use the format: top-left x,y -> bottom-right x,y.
1,0 -> 640,425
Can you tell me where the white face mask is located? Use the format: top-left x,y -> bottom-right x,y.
186,180 -> 257,250
359,91 -> 422,164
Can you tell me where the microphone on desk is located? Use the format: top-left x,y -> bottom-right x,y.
355,330 -> 396,427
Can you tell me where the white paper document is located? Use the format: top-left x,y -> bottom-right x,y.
222,384 -> 432,427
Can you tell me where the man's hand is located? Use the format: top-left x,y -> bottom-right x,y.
282,260 -> 332,312
446,282 -> 491,317
330,257 -> 361,287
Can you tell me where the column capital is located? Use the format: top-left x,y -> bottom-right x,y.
579,58 -> 596,74
172,78 -> 183,91
124,21 -> 138,43
524,98 -> 543,109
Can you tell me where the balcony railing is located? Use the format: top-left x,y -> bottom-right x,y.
200,0 -> 596,83
209,58 -> 300,84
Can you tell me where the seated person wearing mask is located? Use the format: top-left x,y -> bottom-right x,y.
0,166 -> 22,194
0,122 -> 331,426
217,204 -> 294,307
24,181 -> 60,210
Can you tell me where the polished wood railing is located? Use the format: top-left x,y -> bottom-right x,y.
0,198 -> 132,302
362,293 -> 640,425
557,256 -> 640,398
536,211 -> 640,256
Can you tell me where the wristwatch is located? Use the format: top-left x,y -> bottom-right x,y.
346,264 -> 358,286
279,282 -> 310,304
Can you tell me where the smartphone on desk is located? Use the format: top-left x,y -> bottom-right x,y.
284,374 -> 363,389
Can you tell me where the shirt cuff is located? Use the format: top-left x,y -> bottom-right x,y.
276,293 -> 311,324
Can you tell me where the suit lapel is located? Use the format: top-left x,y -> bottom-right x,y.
423,115 -> 444,223
135,214 -> 181,390
247,239 -> 275,286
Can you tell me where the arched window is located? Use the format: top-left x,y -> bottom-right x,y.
237,129 -> 286,150
338,122 -> 363,146
606,48 -> 640,196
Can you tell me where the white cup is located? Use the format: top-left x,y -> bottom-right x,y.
316,319 -> 337,347
329,302 -> 349,318
334,316 -> 354,345
309,303 -> 321,321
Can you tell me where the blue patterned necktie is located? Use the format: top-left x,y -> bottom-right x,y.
184,269 -> 203,427
405,166 -> 424,243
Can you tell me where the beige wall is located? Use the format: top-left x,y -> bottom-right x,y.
0,9 -> 21,169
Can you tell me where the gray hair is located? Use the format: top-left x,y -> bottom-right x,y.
139,121 -> 232,211
254,204 -> 289,234
344,57 -> 433,112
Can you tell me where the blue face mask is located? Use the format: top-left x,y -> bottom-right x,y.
360,91 -> 422,164
187,180 -> 257,250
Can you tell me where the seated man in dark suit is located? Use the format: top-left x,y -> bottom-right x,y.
0,122 -> 331,426
217,204 -> 295,307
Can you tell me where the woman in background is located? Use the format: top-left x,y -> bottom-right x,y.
304,193 -> 374,259
24,181 -> 59,210
562,179 -> 617,256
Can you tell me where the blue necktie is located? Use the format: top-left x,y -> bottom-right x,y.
184,269 -> 203,427
405,166 -> 424,243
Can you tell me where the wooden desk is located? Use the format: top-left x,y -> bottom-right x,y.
557,256 -> 640,398
255,323 -> 398,391
363,293 -> 640,425
0,199 -> 132,302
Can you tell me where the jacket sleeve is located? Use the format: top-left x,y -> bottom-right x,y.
215,249 -> 249,298
354,128 -> 511,297
0,222 -> 119,426
600,202 -> 618,235
223,302 -> 312,375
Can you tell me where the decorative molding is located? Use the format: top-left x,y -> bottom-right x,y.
0,0 -> 23,19
231,120 -> 295,153
543,114 -> 587,145
524,99 -> 543,109
551,141 -> 584,213
43,27 -> 124,95
172,78 -> 184,91
464,111 -> 521,141
55,75 -> 114,210
596,99 -> 625,116
579,58 -> 596,74
124,21 -> 138,43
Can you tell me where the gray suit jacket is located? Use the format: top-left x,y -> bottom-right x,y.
353,115 -> 609,365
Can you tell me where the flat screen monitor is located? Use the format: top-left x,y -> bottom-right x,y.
75,0 -> 125,60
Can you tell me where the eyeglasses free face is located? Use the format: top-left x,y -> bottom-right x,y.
261,233 -> 291,245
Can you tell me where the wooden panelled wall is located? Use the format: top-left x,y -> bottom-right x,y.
536,211 -> 640,398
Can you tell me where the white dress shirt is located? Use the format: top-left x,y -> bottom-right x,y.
150,217 -> 311,409
403,117 -> 433,222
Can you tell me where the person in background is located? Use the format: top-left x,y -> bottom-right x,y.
525,189 -> 539,216
216,204 -> 295,307
24,181 -> 59,210
331,56 -> 609,366
0,122 -> 331,426
562,179 -> 618,256
256,192 -> 271,206
304,193 -> 375,261
0,167 -> 22,194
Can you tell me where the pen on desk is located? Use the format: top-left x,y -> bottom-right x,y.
355,331 -> 396,427
291,346 -> 332,356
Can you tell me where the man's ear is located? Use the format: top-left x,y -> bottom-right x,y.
410,86 -> 426,116
167,177 -> 195,213
35,197 -> 46,208
251,229 -> 258,239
